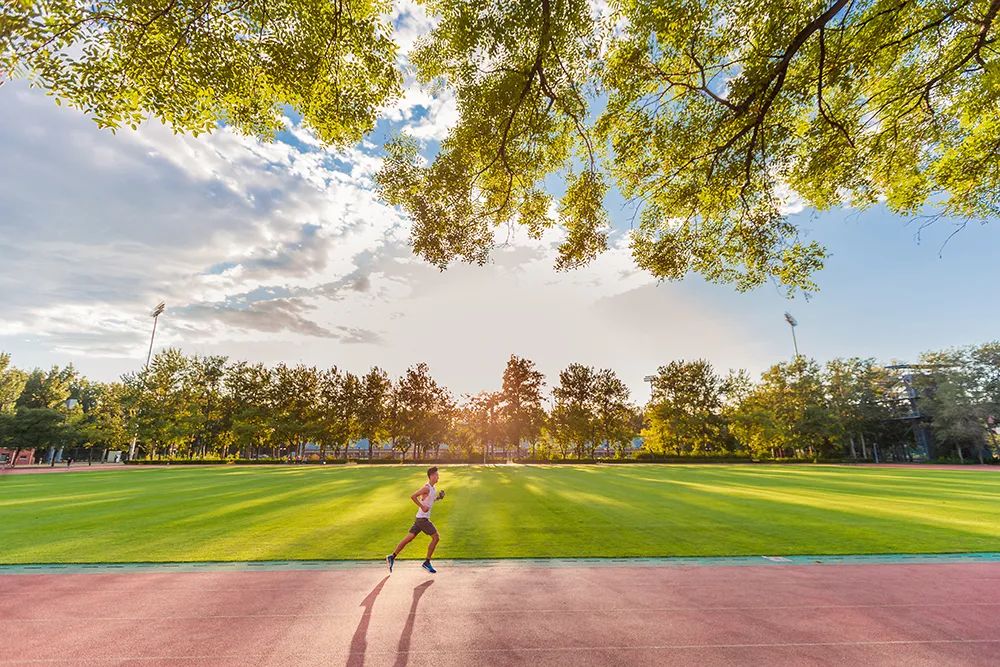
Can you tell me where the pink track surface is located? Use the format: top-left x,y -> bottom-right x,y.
3,562 -> 1000,666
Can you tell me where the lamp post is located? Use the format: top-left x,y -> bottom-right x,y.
146,302 -> 166,368
784,312 -> 800,359
129,302 -> 165,461
643,375 -> 656,401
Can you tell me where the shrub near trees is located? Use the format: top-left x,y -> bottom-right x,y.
2,343 -> 1000,465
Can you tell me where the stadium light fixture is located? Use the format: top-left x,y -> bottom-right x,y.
784,312 -> 800,358
146,302 -> 166,368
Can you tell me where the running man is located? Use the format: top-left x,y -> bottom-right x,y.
387,466 -> 444,574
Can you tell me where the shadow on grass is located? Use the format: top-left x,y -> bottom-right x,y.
511,465 -> 1000,556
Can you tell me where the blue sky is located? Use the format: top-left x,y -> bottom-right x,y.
644,205 -> 1000,368
1,6 -> 998,400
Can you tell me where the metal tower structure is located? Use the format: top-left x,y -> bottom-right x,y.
883,363 -> 953,459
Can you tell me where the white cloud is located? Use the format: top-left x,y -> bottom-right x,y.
776,179 -> 806,216
391,0 -> 438,56
0,77 -> 691,398
402,89 -> 460,141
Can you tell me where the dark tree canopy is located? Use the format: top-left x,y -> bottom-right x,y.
4,0 -> 999,290
1,0 -> 401,145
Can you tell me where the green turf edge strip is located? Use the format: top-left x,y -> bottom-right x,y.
3,552 -> 1000,574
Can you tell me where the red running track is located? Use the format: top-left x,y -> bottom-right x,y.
3,561 -> 1000,666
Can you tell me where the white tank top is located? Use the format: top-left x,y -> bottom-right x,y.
415,483 -> 436,518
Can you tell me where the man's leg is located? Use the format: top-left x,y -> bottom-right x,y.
426,532 -> 440,561
421,530 -> 440,573
387,531 -> 417,573
393,532 -> 416,557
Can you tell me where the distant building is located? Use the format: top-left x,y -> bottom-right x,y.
0,448 -> 35,465
593,438 -> 644,458
300,440 -> 397,459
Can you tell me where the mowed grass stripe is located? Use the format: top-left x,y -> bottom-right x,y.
1,465 -> 998,563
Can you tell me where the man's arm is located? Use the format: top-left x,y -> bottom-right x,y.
411,484 -> 430,512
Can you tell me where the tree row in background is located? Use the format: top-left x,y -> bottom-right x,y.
2,344 -> 1000,465
0,351 -> 635,464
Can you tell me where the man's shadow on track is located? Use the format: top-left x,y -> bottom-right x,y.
346,577 -> 434,667
347,576 -> 389,667
393,580 -> 434,667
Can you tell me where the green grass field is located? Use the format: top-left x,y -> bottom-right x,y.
2,464 -> 999,564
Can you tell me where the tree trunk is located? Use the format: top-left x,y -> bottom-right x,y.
956,443 -> 965,464
849,435 -> 857,459
860,432 -> 868,460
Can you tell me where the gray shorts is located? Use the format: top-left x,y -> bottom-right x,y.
409,517 -> 437,536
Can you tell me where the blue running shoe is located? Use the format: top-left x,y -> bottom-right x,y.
386,554 -> 395,573
421,560 -> 437,574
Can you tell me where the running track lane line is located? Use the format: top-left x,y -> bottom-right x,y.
3,638 -> 1000,663
6,600 -> 1000,621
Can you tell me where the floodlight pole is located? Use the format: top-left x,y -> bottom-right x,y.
643,375 -> 656,402
129,303 -> 165,461
784,312 -> 800,359
145,308 -> 163,368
